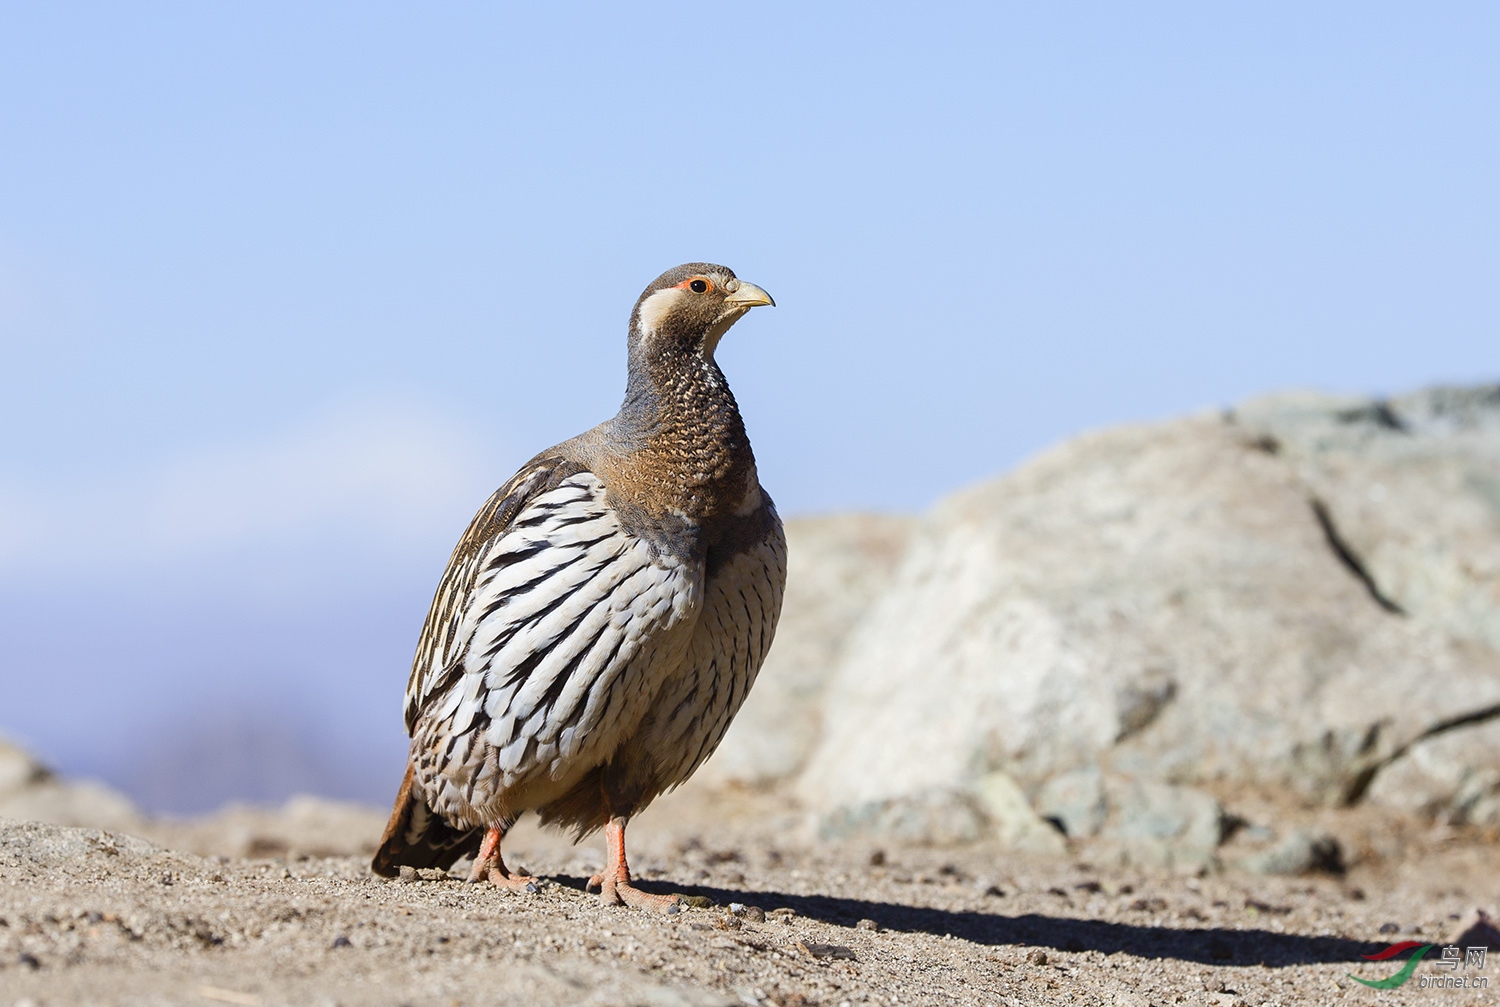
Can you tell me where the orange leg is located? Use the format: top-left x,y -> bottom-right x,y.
467,825 -> 540,891
586,816 -> 681,913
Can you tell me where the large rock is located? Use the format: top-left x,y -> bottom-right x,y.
794,386 -> 1500,856
1237,387 -> 1500,829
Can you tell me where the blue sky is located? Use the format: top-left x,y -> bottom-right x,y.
2,3 -> 1497,810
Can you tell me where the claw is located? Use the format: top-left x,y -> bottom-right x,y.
599,879 -> 684,914
467,825 -> 540,891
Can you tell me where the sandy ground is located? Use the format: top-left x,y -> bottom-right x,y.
2,788 -> 1498,1007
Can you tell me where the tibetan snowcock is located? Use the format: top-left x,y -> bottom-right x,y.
373,263 -> 786,912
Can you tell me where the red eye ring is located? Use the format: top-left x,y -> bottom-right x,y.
679,277 -> 712,293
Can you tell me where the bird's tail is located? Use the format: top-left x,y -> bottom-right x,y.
371,763 -> 482,877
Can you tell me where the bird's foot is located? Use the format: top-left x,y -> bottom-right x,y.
596,874 -> 681,914
587,815 -> 681,912
475,867 -> 542,892
466,824 -> 541,891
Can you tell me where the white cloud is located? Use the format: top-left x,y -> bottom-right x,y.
0,397 -> 501,578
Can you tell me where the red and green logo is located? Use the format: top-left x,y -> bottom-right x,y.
1348,941 -> 1433,989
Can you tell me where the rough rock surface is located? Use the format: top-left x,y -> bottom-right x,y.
793,386 -> 1500,865
1366,718 -> 1500,827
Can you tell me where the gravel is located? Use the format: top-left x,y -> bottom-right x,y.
2,788 -> 1497,1006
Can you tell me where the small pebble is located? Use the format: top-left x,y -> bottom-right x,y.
331,935 -> 352,948
1026,949 -> 1048,965
798,941 -> 857,961
856,919 -> 879,932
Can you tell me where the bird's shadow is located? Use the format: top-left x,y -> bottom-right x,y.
549,874 -> 1377,968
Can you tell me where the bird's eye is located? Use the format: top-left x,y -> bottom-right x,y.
689,279 -> 710,293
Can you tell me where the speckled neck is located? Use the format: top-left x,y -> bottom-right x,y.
604,329 -> 756,521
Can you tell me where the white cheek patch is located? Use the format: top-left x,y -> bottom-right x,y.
637,287 -> 686,336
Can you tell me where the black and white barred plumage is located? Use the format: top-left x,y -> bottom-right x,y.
373,264 -> 784,890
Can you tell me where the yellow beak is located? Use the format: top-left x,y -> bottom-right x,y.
724,281 -> 775,308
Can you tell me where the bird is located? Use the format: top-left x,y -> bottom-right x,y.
371,263 -> 785,912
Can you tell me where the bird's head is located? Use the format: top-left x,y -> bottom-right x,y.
629,263 -> 774,360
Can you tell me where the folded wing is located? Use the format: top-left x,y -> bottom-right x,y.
404,461 -> 703,831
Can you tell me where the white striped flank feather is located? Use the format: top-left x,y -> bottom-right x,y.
409,471 -> 705,827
